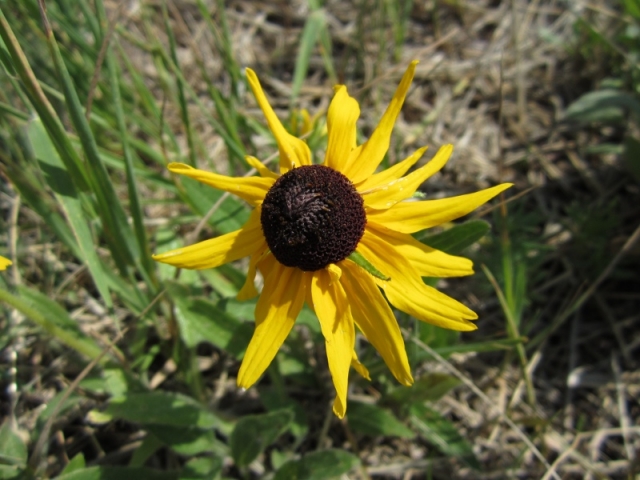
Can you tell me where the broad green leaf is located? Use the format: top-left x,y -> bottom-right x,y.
0,420 -> 27,466
146,425 -> 226,456
259,386 -> 309,439
80,368 -> 144,398
167,282 -> 253,356
199,267 -> 240,298
129,435 -> 164,468
385,373 -> 461,406
55,466 -> 178,480
101,392 -> 220,429
347,402 -> 414,438
565,89 -> 640,124
230,410 -> 294,467
27,118 -> 112,308
0,465 -> 22,480
421,220 -> 491,255
273,449 -> 360,480
180,457 -> 223,480
409,404 -> 480,470
58,454 -> 85,476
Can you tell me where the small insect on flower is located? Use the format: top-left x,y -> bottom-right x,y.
153,61 -> 512,418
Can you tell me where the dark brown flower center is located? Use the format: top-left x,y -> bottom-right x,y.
260,165 -> 366,271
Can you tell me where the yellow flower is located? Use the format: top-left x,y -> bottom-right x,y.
153,61 -> 512,418
0,256 -> 12,271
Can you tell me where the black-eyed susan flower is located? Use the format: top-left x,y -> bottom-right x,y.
153,61 -> 512,418
0,256 -> 11,270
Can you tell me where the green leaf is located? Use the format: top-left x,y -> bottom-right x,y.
80,368 -> 145,398
27,118 -> 112,308
385,373 -> 461,406
565,89 -> 640,124
180,177 -> 250,233
0,465 -> 22,480
347,402 -> 414,438
34,392 -> 85,439
409,404 -> 480,469
348,251 -> 390,280
273,449 -> 360,480
146,425 -> 226,456
420,220 -> 491,255
55,466 -> 178,480
259,386 -> 309,439
101,392 -> 220,429
44,21 -> 140,273
180,457 -> 223,480
167,282 -> 253,356
102,15 -> 155,285
58,454 -> 85,476
230,410 -> 294,467
414,324 -> 459,352
128,435 -> 163,468
622,0 -> 640,18
0,420 -> 27,466
291,10 -> 326,101
1,159 -> 79,258
0,286 -> 107,362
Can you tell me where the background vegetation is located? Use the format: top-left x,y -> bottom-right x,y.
0,0 -> 638,478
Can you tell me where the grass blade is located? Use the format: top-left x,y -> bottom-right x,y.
38,2 -> 139,273
27,117 -> 113,308
291,9 -> 326,103
96,0 -> 157,287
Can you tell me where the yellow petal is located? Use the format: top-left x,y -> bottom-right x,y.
246,68 -> 312,173
362,145 -> 450,210
358,230 -> 478,331
237,263 -> 308,389
341,260 -> 413,386
355,147 -> 424,192
341,61 -> 418,184
327,263 -> 342,285
324,86 -> 360,171
167,162 -> 273,206
236,241 -> 269,301
366,223 -> 474,277
351,349 -> 371,381
153,209 -> 263,270
368,183 -> 513,233
245,155 -> 279,179
0,256 -> 12,270
309,269 -> 355,419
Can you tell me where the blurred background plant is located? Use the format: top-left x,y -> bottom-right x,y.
0,0 -> 638,479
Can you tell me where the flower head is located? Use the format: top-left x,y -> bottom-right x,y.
153,61 -> 512,418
